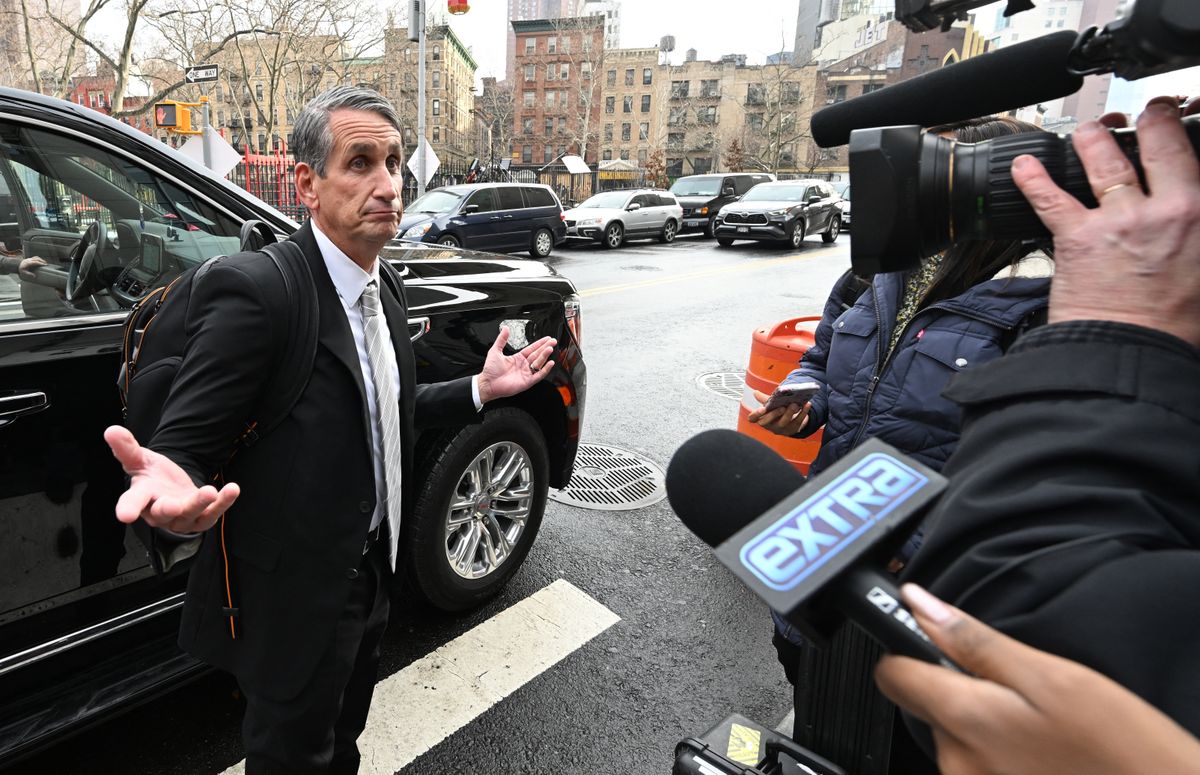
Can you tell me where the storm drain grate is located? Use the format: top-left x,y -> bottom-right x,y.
549,444 -> 666,511
697,371 -> 747,401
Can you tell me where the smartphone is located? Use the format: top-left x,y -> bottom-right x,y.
763,380 -> 822,412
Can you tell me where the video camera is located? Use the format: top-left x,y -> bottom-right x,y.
814,0 -> 1200,275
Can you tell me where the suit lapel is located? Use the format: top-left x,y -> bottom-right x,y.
291,223 -> 372,437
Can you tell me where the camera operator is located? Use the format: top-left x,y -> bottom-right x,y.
890,94 -> 1200,764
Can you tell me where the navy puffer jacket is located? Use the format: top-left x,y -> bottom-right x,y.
786,256 -> 1052,477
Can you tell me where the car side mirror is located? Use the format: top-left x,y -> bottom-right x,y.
462,204 -> 480,214
722,187 -> 735,196
626,203 -> 641,211
808,195 -> 822,205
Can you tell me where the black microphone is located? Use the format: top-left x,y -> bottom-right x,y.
667,429 -> 959,669
811,30 -> 1084,148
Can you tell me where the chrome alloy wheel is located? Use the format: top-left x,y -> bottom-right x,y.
444,441 -> 534,579
534,229 -> 553,256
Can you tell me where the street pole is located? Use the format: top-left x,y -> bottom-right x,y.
200,96 -> 213,170
416,0 -> 427,197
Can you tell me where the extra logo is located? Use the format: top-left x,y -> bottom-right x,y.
739,454 -> 928,591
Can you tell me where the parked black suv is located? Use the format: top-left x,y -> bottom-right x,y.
0,88 -> 586,765
713,179 -> 842,248
668,173 -> 774,237
397,182 -> 567,258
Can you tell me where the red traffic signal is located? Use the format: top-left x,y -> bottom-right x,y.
154,102 -> 178,128
448,0 -> 469,13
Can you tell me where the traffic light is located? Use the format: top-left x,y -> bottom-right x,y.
154,102 -> 193,133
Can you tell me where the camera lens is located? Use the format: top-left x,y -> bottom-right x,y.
848,118 -> 1199,276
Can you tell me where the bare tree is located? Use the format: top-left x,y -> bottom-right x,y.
476,79 -> 515,165
738,62 -> 816,174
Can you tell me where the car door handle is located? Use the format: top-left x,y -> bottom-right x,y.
0,391 -> 50,426
407,317 -> 431,343
502,215 -> 514,220
489,216 -> 502,221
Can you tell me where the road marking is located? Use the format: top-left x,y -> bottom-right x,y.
220,579 -> 620,774
579,252 -> 815,298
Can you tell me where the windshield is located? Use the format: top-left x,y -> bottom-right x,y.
742,184 -> 808,202
840,185 -> 850,201
577,191 -> 630,209
407,190 -> 464,214
669,177 -> 721,197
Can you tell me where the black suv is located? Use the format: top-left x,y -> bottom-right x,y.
668,173 -> 774,237
713,179 -> 842,249
0,88 -> 586,765
397,182 -> 567,258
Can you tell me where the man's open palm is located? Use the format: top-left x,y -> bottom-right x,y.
105,425 -> 239,534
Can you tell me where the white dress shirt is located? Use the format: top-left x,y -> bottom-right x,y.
311,224 -> 481,532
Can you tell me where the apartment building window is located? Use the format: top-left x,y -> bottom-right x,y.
697,106 -> 717,124
862,83 -> 884,95
700,79 -> 719,98
547,36 -> 557,54
668,131 -> 684,149
522,144 -> 533,163
625,68 -> 634,86
638,149 -> 647,164
432,99 -> 440,116
432,126 -> 441,143
524,64 -> 535,81
433,45 -> 441,61
746,113 -> 764,131
668,107 -> 687,125
545,117 -> 553,135
544,145 -> 554,162
621,123 -> 631,141
524,91 -> 535,107
667,157 -> 683,176
671,80 -> 689,99
525,38 -> 536,55
603,149 -> 613,160
782,82 -> 800,102
582,62 -> 592,79
826,84 -> 847,103
561,37 -> 571,54
560,63 -> 570,80
582,37 -> 592,52
217,110 -> 225,126
255,62 -> 262,76
746,84 -> 765,104
639,122 -> 649,140
216,84 -> 224,101
605,96 -> 615,113
432,71 -> 441,88
523,117 -> 534,134
693,157 -> 713,174
607,69 -> 616,87
623,96 -> 633,113
640,95 -> 651,112
546,91 -> 556,109
256,83 -> 264,100
557,117 -> 567,134
604,123 -> 613,142
643,68 -> 652,85
547,63 -> 557,81
258,133 -> 266,150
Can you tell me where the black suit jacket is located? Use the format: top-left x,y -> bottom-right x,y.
150,222 -> 478,700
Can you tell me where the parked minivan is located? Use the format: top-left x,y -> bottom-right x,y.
669,173 -> 775,237
398,182 -> 567,258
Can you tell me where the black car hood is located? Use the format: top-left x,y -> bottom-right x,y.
675,196 -> 719,207
381,240 -> 566,283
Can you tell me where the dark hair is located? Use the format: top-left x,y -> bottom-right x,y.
920,116 -> 1049,305
292,86 -> 401,177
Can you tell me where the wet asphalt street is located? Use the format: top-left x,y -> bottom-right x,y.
12,231 -> 853,775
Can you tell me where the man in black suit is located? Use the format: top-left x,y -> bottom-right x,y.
103,86 -> 557,774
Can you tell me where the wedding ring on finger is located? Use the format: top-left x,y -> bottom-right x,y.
1099,182 -> 1137,199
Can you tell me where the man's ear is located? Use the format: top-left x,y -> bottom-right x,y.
295,162 -> 319,210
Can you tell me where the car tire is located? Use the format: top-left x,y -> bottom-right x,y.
404,407 -> 549,612
787,221 -> 804,249
438,234 -> 461,248
704,217 -> 718,238
659,220 -> 678,244
822,216 -> 841,244
717,237 -> 735,247
602,222 -> 624,249
530,227 -> 554,258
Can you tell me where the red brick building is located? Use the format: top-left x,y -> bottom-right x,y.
510,16 -> 604,168
62,63 -> 155,138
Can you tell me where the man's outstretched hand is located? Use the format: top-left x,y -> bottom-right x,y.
476,327 -> 557,404
104,425 -> 239,534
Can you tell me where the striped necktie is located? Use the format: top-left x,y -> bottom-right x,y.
360,279 -> 402,571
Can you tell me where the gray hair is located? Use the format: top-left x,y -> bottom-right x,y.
292,86 -> 402,177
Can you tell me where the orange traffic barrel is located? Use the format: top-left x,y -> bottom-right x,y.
737,316 -> 824,475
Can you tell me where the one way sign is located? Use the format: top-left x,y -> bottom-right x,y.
185,64 -> 219,84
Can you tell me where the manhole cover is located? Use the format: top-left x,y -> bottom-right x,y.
549,444 -> 666,511
697,371 -> 746,401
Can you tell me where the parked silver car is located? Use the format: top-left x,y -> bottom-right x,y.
563,189 -> 684,248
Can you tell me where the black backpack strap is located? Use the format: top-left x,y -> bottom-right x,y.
377,254 -> 407,307
238,219 -> 278,252
240,239 -> 318,446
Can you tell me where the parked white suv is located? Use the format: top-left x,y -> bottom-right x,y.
563,189 -> 684,248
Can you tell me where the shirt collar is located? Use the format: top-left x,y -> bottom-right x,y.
311,222 -> 378,307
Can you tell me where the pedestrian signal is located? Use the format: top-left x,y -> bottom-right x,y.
154,103 -> 178,128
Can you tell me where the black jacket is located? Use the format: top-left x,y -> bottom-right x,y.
904,320 -> 1200,736
149,222 -> 478,701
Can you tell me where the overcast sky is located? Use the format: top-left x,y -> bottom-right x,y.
429,0 -> 802,81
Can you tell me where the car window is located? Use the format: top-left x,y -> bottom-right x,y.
631,194 -> 654,208
668,177 -> 721,197
657,194 -> 677,207
465,189 -> 498,213
523,187 -> 556,208
0,121 -> 242,323
496,187 -> 524,211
